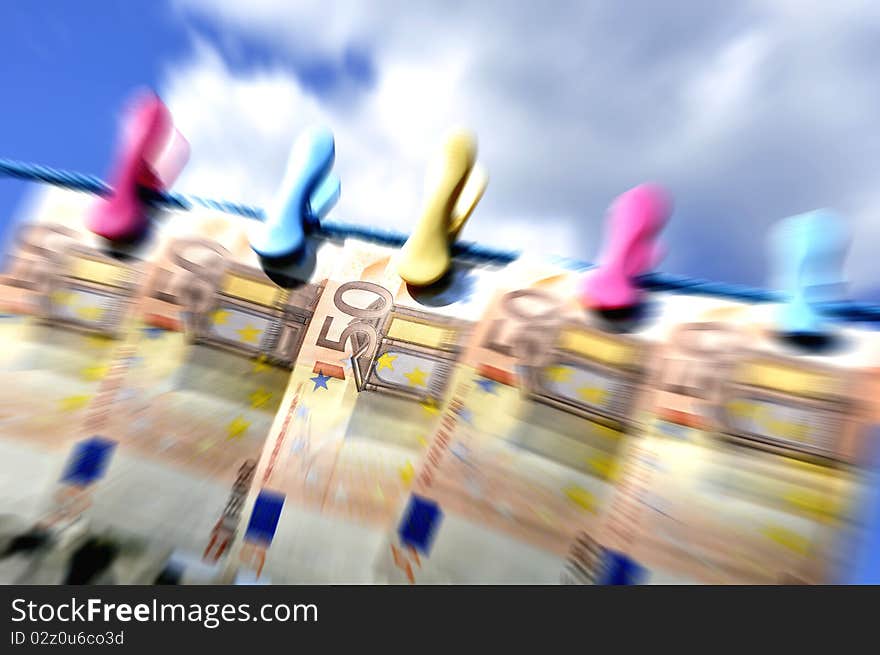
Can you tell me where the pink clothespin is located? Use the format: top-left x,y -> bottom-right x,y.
580,183 -> 671,311
87,89 -> 189,242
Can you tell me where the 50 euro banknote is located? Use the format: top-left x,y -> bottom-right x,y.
61,233 -> 344,583
223,245 -> 511,583
591,303 -> 880,584
374,260 -> 880,584
0,186 -> 344,583
371,258 -> 674,583
0,189 -> 154,535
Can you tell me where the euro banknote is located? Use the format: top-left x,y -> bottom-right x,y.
226,243 -> 508,583
372,258 -> 657,583
0,186 -> 345,583
593,304 -> 880,584
0,189 -> 150,533
375,260 -> 880,584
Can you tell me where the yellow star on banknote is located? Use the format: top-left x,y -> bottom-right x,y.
753,403 -> 770,425
249,387 -> 273,409
59,395 -> 91,411
772,419 -> 808,442
754,404 -> 791,439
762,525 -> 809,555
399,461 -> 415,486
725,400 -> 752,419
404,367 -> 428,387
784,489 -> 837,520
593,422 -> 622,442
84,334 -> 112,349
564,485 -> 596,513
227,415 -> 251,440
789,422 -> 809,442
80,363 -> 109,381
577,386 -> 607,406
420,398 -> 440,416
544,365 -> 574,382
76,306 -> 105,321
251,354 -> 270,373
236,324 -> 262,344
587,454 -> 615,479
376,352 -> 397,371
212,309 -> 230,325
51,290 -> 73,306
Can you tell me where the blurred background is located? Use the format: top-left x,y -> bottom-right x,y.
2,1 -> 880,586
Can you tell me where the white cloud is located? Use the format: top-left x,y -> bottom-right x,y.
163,0 -> 880,296
683,30 -> 771,143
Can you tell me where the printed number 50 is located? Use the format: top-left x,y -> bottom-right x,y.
315,281 -> 394,360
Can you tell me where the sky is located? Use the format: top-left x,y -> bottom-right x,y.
1,0 -> 880,299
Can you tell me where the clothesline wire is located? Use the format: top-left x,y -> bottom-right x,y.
1,157 -> 878,323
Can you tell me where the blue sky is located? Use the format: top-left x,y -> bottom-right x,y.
0,2 -> 362,226
0,3 -> 187,227
2,1 -> 880,300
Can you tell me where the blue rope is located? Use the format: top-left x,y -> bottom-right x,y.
0,159 -> 110,195
2,157 -> 879,323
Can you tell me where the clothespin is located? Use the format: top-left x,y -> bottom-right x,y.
397,130 -> 488,287
579,183 -> 671,312
249,126 -> 340,260
87,89 -> 189,242
771,209 -> 849,340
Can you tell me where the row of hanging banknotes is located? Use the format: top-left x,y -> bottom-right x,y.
0,184 -> 878,585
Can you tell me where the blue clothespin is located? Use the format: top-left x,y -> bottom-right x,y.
771,209 -> 850,338
249,126 -> 341,260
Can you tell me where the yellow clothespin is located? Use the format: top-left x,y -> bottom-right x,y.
397,130 -> 488,286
